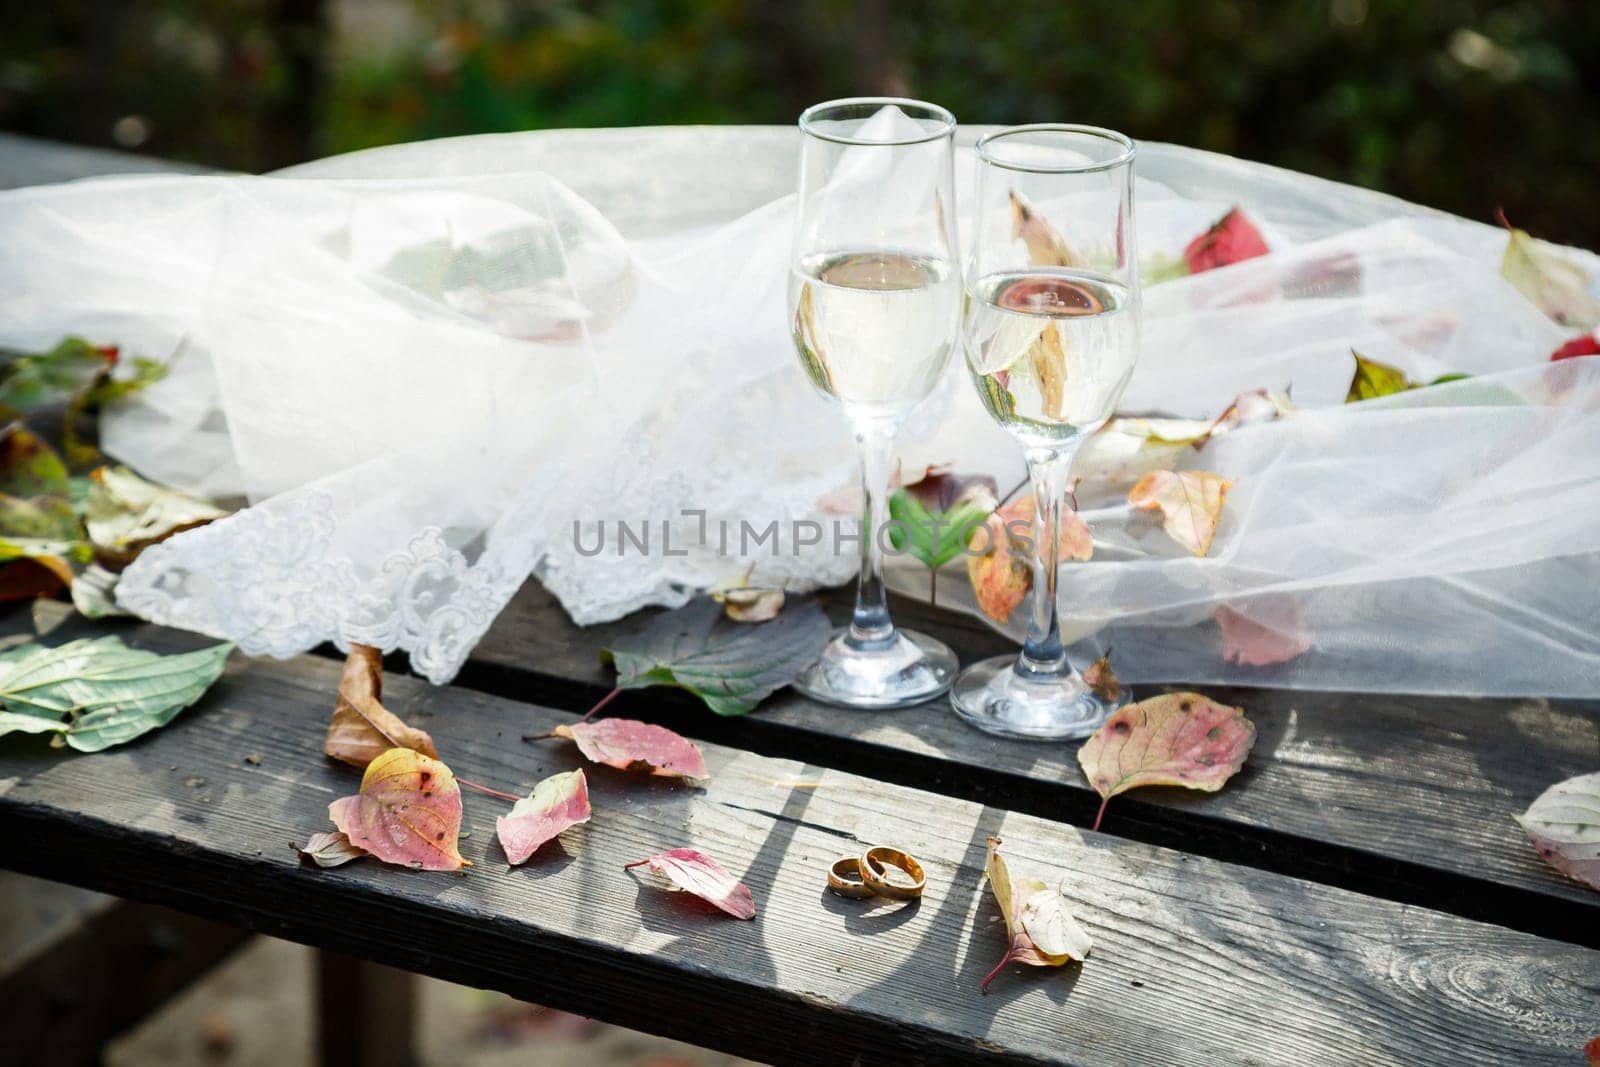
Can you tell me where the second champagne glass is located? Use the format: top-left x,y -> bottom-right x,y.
787,97 -> 961,708
952,124 -> 1141,738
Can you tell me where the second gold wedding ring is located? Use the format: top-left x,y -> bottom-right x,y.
858,846 -> 925,900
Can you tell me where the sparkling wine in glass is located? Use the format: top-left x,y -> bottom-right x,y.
952,125 -> 1141,738
787,98 -> 962,708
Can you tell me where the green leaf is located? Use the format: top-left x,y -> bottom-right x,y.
83,357 -> 166,407
887,490 -> 994,571
0,424 -> 69,497
0,635 -> 233,752
599,596 -> 830,716
70,563 -> 130,620
1345,351 -> 1413,402
0,338 -> 115,416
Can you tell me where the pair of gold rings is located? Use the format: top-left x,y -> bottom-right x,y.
827,846 -> 925,901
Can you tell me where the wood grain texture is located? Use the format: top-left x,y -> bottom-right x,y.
0,618 -> 1595,1066
465,583 -> 1600,946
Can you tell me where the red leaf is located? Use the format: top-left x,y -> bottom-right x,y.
1551,334 -> 1600,362
496,769 -> 592,865
1183,207 -> 1270,274
624,847 -> 756,919
1215,599 -> 1311,667
552,719 -> 708,780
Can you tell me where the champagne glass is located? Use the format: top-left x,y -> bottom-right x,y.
787,97 -> 961,708
952,124 -> 1140,738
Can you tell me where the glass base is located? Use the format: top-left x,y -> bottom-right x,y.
950,654 -> 1128,740
794,627 -> 958,709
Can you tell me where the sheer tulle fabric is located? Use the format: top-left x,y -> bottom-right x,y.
0,127 -> 1593,694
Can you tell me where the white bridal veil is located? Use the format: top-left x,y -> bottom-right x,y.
0,126 -> 1595,695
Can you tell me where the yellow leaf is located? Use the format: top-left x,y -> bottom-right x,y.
1499,215 -> 1600,330
1128,469 -> 1232,556
1010,191 -> 1086,269
982,837 -> 1090,993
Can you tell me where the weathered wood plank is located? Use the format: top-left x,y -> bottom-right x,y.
0,618 -> 1595,1066
462,582 -> 1600,947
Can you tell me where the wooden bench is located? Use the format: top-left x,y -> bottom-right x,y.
1,602 -> 1596,1065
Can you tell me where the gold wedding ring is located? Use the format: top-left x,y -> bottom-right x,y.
858,846 -> 926,901
826,856 -> 875,898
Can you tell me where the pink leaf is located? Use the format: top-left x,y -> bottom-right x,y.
552,719 -> 708,780
624,847 -> 756,919
496,769 -> 592,865
1183,207 -> 1269,273
1215,598 -> 1312,667
1078,693 -> 1256,832
328,748 -> 468,871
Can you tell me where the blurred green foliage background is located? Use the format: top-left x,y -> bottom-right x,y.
4,1 -> 1597,245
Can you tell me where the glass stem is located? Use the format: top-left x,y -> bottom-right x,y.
847,417 -> 899,649
1018,446 -> 1077,677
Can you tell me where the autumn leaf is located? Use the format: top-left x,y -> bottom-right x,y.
328,747 -> 467,871
1345,351 -> 1413,402
1075,389 -> 1291,490
0,338 -> 165,467
1498,211 -> 1600,330
0,424 -> 81,543
1551,334 -> 1599,362
966,495 -> 1093,623
624,847 -> 756,919
967,511 -> 1032,624
708,572 -> 786,623
1082,653 -> 1121,703
1215,599 -> 1311,667
324,644 -> 438,768
550,718 -> 708,781
1077,692 -> 1256,831
1586,1034 -> 1600,1067
1514,771 -> 1600,892
1128,469 -> 1232,556
0,635 -> 232,752
497,769 -> 592,865
296,831 -> 367,869
0,537 -> 87,604
0,422 -> 70,499
1027,327 -> 1068,420
84,465 -> 225,563
981,836 -> 1090,993
1010,191 -> 1086,268
596,595 -> 830,716
1183,207 -> 1269,274
0,338 -> 118,417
